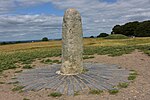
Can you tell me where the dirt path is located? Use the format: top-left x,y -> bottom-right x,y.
0,50 -> 150,100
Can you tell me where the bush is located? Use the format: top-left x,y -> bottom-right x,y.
42,37 -> 49,41
105,34 -> 128,39
97,33 -> 109,38
90,36 -> 94,38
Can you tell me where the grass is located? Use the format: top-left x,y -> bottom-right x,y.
128,75 -> 136,80
12,86 -> 24,92
105,34 -> 128,39
108,89 -> 119,95
53,60 -> 61,64
118,82 -> 129,88
41,59 -> 61,64
41,59 -> 53,64
128,70 -> 138,80
0,82 -> 5,84
0,38 -> 150,73
89,89 -> 103,95
83,55 -> 95,59
8,81 -> 19,84
11,77 -> 17,79
74,91 -> 80,96
81,68 -> 89,74
48,92 -> 62,97
15,70 -> 23,73
22,65 -> 32,69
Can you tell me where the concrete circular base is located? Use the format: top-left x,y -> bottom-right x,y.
15,63 -> 130,96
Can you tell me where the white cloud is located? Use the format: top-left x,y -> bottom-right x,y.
0,14 -> 62,41
0,0 -> 150,41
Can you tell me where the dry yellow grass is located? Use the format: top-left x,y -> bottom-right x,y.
0,37 -> 150,53
83,37 -> 150,46
0,40 -> 61,52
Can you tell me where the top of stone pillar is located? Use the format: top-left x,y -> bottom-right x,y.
66,8 -> 78,14
64,8 -> 81,20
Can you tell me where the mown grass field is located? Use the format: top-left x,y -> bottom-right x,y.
0,37 -> 150,73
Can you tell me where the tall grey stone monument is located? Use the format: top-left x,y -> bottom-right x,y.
61,8 -> 83,75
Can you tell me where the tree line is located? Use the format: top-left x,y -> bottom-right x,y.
111,20 -> 150,37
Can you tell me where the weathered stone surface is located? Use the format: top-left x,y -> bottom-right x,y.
61,8 -> 83,75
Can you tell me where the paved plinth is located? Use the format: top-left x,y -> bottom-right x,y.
14,63 -> 130,96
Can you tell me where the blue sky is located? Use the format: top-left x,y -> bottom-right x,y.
13,2 -> 64,16
0,0 -> 150,41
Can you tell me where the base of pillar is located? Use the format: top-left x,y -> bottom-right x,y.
56,70 -> 79,76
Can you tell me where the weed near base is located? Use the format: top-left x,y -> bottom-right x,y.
48,92 -> 62,97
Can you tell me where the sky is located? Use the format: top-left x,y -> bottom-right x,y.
0,0 -> 150,41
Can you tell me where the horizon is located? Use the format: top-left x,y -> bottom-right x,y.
0,0 -> 150,41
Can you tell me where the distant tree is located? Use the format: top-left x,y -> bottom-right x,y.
42,37 -> 49,41
90,36 -> 94,38
122,21 -> 139,36
134,21 -> 150,37
0,42 -> 7,45
111,25 -> 123,35
111,20 -> 150,37
97,33 -> 109,38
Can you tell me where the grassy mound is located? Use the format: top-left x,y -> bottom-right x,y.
105,34 -> 128,39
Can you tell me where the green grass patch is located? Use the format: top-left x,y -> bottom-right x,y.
136,45 -> 150,56
74,91 -> 80,96
12,86 -> 24,92
81,68 -> 89,74
42,59 -> 52,64
48,92 -> 62,97
0,47 -> 61,73
41,59 -> 61,64
129,70 -> 138,73
8,81 -> 19,84
84,45 -> 135,56
15,70 -> 23,73
128,75 -> 136,80
0,82 -> 5,84
128,70 -> 138,80
22,65 -> 32,69
89,89 -> 103,95
53,60 -> 61,64
118,82 -> 129,88
83,55 -> 95,59
23,98 -> 30,100
11,77 -> 17,79
108,89 -> 119,95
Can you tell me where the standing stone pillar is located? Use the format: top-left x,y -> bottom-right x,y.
61,8 -> 83,75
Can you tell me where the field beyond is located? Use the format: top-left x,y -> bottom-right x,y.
0,37 -> 150,73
